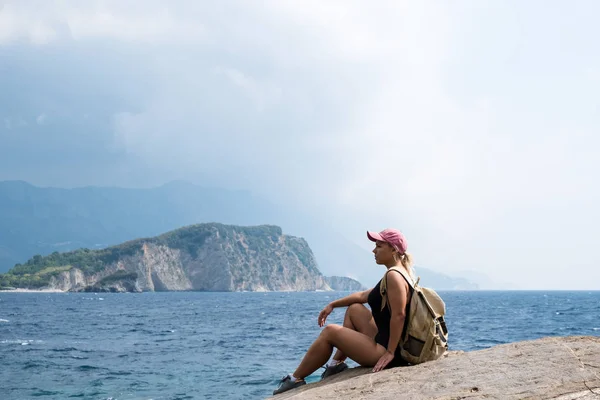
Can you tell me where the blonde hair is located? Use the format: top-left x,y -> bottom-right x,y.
397,251 -> 417,282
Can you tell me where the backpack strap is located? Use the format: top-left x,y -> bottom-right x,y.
379,267 -> 417,311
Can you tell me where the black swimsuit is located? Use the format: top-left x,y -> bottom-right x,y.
367,270 -> 411,367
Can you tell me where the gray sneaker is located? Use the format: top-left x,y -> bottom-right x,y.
273,375 -> 306,395
320,361 -> 348,379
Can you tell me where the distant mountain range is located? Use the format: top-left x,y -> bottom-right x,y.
0,180 -> 480,290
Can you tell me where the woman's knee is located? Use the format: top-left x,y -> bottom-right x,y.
346,303 -> 369,315
322,324 -> 343,338
347,303 -> 369,320
348,303 -> 365,313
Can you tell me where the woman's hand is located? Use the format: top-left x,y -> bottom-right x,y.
372,351 -> 395,372
318,304 -> 333,327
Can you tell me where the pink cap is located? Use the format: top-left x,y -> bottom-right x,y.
367,228 -> 408,254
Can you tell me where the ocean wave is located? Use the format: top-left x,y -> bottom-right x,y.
77,365 -> 105,371
32,389 -> 63,397
1,339 -> 44,345
23,361 -> 43,369
66,391 -> 104,398
242,378 -> 274,386
51,347 -> 78,352
128,328 -> 153,334
105,371 -> 132,376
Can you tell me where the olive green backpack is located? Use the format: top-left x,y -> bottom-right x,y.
380,267 -> 449,364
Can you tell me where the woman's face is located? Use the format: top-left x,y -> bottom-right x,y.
372,240 -> 395,265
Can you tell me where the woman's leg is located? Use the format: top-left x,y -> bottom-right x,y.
292,324 -> 387,379
331,303 -> 378,363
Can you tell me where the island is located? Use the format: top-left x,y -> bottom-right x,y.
0,223 -> 365,293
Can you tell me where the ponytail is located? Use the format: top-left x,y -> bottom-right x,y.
400,252 -> 417,281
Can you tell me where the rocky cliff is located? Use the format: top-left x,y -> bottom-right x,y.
268,336 -> 600,400
324,276 -> 367,291
0,223 -> 364,292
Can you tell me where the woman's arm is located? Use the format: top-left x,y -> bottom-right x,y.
329,289 -> 371,308
383,271 -> 409,354
372,271 -> 409,372
318,289 -> 371,327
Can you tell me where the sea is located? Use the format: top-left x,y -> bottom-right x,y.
1,290 -> 599,400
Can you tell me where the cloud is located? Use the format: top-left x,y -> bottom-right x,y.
587,67 -> 600,83
1,0 -> 600,288
36,113 -> 47,125
0,0 -> 204,44
0,1 -> 57,44
64,4 -> 204,43
212,67 -> 282,112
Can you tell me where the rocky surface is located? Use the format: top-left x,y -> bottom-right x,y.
4,223 -> 364,293
267,336 -> 600,400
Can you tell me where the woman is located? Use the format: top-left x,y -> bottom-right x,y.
273,228 -> 414,395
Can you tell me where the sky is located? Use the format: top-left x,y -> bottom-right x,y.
0,0 -> 599,289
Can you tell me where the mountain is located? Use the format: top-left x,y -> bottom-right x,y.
412,268 -> 479,290
451,269 -> 519,290
0,180 -> 479,289
324,276 -> 367,291
0,223 -> 363,292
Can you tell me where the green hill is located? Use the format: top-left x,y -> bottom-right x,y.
0,223 -> 347,292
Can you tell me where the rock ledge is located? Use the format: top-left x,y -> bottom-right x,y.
268,336 -> 600,400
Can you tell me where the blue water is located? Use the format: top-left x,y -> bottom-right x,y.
1,291 -> 599,399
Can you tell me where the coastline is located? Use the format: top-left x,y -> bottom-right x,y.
0,288 -> 65,293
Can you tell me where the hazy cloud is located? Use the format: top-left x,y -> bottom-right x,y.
35,113 -> 46,125
1,0 -> 599,288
